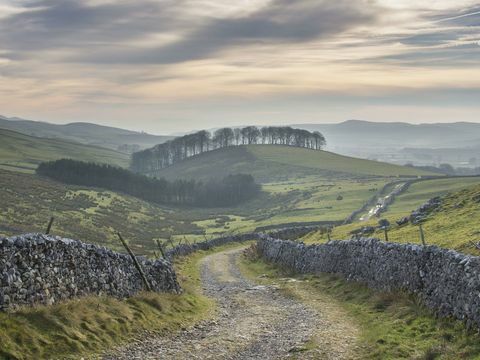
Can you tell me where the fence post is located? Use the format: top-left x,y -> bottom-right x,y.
45,216 -> 55,235
156,239 -> 166,259
384,228 -> 389,242
116,232 -> 152,292
419,224 -> 426,246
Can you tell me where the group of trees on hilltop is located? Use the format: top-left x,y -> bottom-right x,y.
131,126 -> 326,174
37,159 -> 261,208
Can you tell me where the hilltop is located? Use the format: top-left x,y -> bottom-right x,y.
154,145 -> 435,182
0,128 -> 129,172
0,115 -> 172,151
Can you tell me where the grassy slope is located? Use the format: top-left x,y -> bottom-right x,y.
0,168 -> 397,249
0,128 -> 130,172
305,179 -> 480,254
385,177 -> 480,215
156,145 -> 434,182
240,253 -> 480,359
0,140 -> 440,251
0,118 -> 172,150
0,169 -> 204,255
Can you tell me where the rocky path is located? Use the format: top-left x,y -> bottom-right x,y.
103,248 -> 358,359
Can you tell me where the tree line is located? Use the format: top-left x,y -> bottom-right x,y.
131,126 -> 326,174
37,159 -> 261,208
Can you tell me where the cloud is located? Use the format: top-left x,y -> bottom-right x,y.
0,0 -> 379,64
0,0 -> 185,55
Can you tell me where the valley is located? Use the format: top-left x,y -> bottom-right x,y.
1,120 -> 480,359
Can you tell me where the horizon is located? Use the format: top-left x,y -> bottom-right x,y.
0,0 -> 479,134
3,114 -> 480,136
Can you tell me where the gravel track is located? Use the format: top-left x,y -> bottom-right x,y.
102,248 -> 358,359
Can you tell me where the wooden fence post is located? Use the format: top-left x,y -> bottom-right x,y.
116,232 -> 152,292
384,228 -> 389,242
45,216 -> 55,235
156,239 -> 166,259
419,224 -> 426,246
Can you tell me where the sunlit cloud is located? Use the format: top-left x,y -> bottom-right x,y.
0,0 -> 479,133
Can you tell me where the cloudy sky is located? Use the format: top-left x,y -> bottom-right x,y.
0,0 -> 479,134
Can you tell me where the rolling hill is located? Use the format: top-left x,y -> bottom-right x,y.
0,115 -> 173,150
0,128 -> 130,172
153,145 -> 435,182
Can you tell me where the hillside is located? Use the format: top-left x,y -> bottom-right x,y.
0,169 -> 204,255
306,179 -> 480,253
0,128 -> 130,171
0,115 -> 172,150
154,145 -> 435,182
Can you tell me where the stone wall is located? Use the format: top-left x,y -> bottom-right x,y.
165,227 -> 319,259
0,233 -> 180,311
257,236 -> 480,329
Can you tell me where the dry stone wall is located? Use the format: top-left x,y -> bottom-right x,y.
165,227 -> 319,259
257,236 -> 480,329
0,233 -> 180,311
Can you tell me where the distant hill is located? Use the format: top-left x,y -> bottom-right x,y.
153,145 -> 435,182
296,120 -> 480,150
0,115 -> 173,151
294,120 -> 480,167
0,128 -> 130,172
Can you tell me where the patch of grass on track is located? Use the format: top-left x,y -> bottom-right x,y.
239,253 -> 480,359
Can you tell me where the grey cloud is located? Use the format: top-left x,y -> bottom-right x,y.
76,0 -> 380,64
400,32 -> 461,46
0,0 -> 186,54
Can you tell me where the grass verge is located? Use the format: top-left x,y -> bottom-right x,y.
0,242 -> 249,360
239,249 -> 480,359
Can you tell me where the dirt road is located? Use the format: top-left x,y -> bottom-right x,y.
103,248 -> 358,359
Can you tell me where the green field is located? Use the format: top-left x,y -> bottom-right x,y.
305,178 -> 480,253
0,138 -> 465,256
155,145 -> 434,182
0,169 -> 393,253
0,128 -> 129,172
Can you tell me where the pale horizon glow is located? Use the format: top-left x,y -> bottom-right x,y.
0,0 -> 479,134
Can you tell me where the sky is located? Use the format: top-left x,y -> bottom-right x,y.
0,0 -> 479,134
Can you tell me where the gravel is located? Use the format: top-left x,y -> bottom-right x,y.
102,248 -> 356,359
